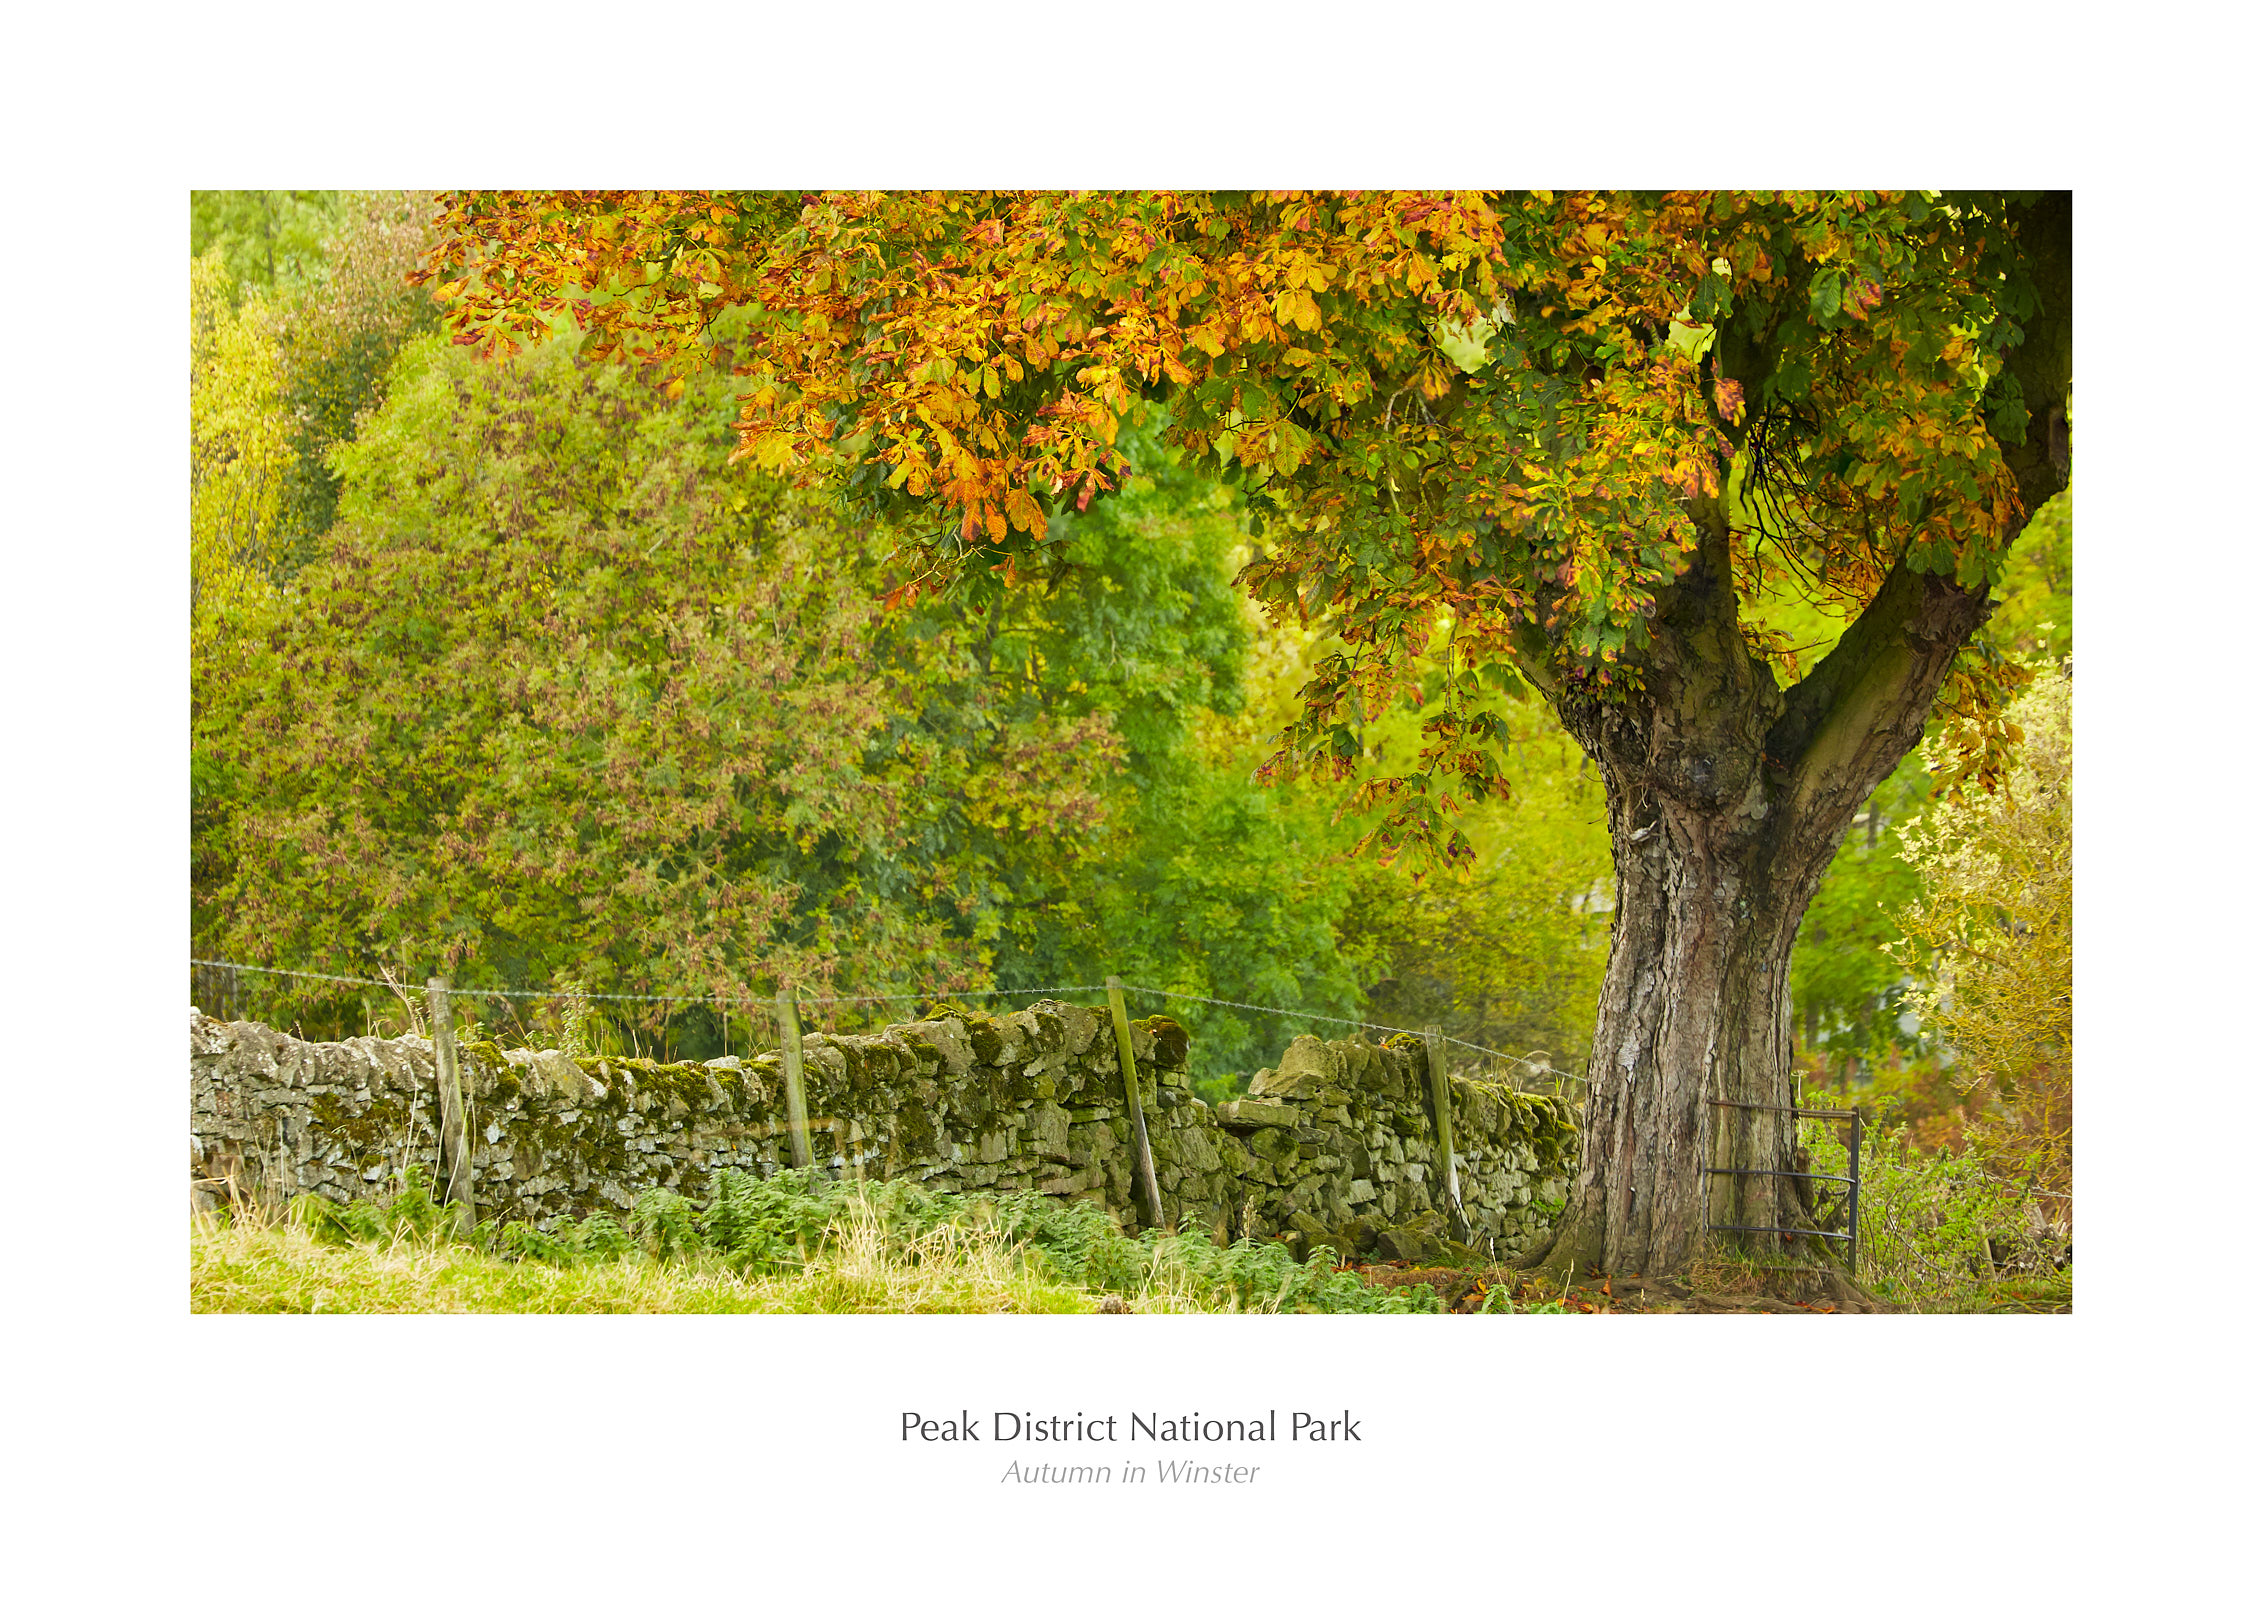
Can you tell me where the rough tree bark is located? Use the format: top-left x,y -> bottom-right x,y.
1525,193 -> 2071,1282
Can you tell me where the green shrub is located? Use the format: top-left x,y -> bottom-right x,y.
1803,1117 -> 2070,1309
628,1189 -> 703,1261
291,1167 -> 467,1247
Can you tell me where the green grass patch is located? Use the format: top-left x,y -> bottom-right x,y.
192,1169 -> 1468,1315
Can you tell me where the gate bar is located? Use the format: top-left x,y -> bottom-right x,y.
1703,1166 -> 1855,1186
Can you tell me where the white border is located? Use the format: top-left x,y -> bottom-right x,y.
3,2 -> 2251,1591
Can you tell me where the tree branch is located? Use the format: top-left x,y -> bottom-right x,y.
1766,193 -> 2070,831
1766,560 -> 1989,823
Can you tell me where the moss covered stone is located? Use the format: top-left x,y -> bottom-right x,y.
189,1003 -> 1576,1261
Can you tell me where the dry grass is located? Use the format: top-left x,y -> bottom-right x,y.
193,1199 -> 1164,1315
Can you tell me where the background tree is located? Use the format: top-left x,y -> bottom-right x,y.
1889,660 -> 2073,1221
193,320 -> 1370,1067
190,253 -> 295,625
964,428 -> 1374,1085
190,191 -> 352,298
420,190 -> 2071,1280
198,332 -> 1016,1041
191,192 -> 439,595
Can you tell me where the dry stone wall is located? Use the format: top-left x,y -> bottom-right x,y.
190,998 -> 1575,1262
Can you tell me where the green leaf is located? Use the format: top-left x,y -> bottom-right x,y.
1808,269 -> 1844,325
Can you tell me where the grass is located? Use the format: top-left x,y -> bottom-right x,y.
190,1169 -> 1480,1315
192,1208 -> 1100,1313
194,1158 -> 2069,1315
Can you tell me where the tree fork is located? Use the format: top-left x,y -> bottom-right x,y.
1535,555 -> 2009,1280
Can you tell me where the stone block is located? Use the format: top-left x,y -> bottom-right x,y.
1248,1035 -> 1340,1100
1249,1126 -> 1294,1164
1213,1097 -> 1297,1131
1028,1101 -> 1071,1161
894,1018 -> 975,1073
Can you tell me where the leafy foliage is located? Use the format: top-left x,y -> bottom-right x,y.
190,190 -> 355,297
1889,661 -> 2073,1206
194,321 -> 1370,1059
195,333 -> 1078,1025
1981,489 -> 2071,660
1787,489 -> 2073,1086
1337,685 -> 1612,1073
269,192 -> 444,551
875,419 -> 1376,1081
419,190 -> 2063,867
190,194 -> 441,602
1812,1119 -> 2069,1309
1788,749 -> 1932,1078
190,254 -> 296,625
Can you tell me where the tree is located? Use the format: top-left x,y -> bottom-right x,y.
1889,660 -> 2073,1228
196,333 -> 1115,1039
1337,685 -> 1613,1078
1787,745 -> 1930,1089
196,322 -> 1362,1062
1195,572 -> 1617,1087
419,190 -> 2071,1279
962,424 -> 1375,1086
190,190 -> 353,298
189,193 -> 440,601
268,191 -> 445,551
190,253 -> 295,626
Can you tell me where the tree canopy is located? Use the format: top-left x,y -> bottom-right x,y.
419,190 -> 2066,868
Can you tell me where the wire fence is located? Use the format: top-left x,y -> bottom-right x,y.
187,956 -> 1588,1091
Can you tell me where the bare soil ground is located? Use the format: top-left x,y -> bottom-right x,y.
1352,1260 -> 1886,1313
1352,1257 -> 2070,1313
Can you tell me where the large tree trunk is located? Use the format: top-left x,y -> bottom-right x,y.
1548,767 -> 1843,1278
1531,522 -> 1992,1281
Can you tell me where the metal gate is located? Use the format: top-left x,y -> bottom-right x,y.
1703,1098 -> 1862,1272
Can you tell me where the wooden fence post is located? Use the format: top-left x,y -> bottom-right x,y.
1424,1025 -> 1467,1241
775,990 -> 813,1170
427,977 -> 476,1232
1106,977 -> 1168,1231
